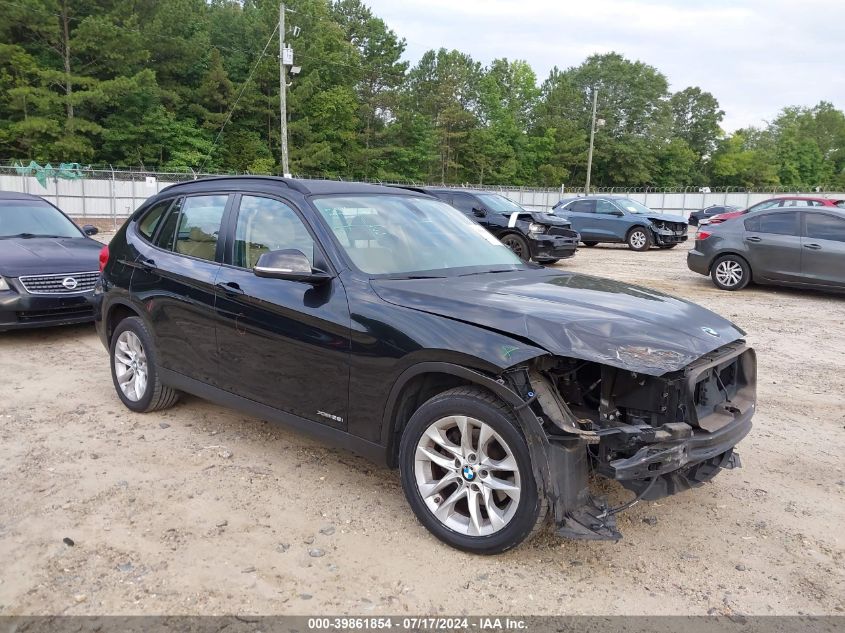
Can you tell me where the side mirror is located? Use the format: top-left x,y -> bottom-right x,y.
253,249 -> 332,284
611,210 -> 624,216
82,224 -> 99,236
472,207 -> 487,217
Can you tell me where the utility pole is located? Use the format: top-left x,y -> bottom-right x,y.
279,3 -> 290,177
585,87 -> 598,193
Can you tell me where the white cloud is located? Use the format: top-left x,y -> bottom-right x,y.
364,0 -> 845,131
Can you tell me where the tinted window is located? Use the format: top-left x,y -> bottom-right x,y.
233,196 -> 315,268
806,213 -> 845,242
137,199 -> 172,241
154,199 -> 182,251
756,212 -> 799,236
450,193 -> 477,213
596,200 -> 619,215
173,195 -> 227,261
568,200 -> 595,213
707,206 -> 725,215
744,216 -> 760,232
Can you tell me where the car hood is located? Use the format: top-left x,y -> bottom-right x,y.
529,212 -> 571,227
646,214 -> 687,224
0,237 -> 102,277
371,269 -> 745,376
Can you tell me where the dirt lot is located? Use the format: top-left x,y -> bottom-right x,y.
1,235 -> 843,617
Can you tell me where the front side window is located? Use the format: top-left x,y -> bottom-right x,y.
747,200 -> 781,213
0,199 -> 82,239
756,211 -> 799,236
449,193 -> 477,213
805,213 -> 845,242
779,199 -> 814,208
616,199 -> 653,214
233,196 -> 315,268
313,195 -> 523,276
596,200 -> 620,215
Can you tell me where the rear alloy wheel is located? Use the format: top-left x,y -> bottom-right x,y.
399,387 -> 545,554
582,241 -> 598,247
110,316 -> 180,413
500,234 -> 530,261
627,227 -> 652,251
711,255 -> 750,291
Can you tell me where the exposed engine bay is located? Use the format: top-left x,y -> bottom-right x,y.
502,342 -> 756,540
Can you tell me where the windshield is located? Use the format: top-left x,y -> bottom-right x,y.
476,194 -> 525,214
0,200 -> 83,238
313,195 -> 525,276
615,199 -> 654,215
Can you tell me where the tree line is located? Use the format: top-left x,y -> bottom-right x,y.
1,0 -> 844,189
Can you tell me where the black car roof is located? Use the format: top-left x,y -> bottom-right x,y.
0,191 -> 44,201
159,176 -> 420,196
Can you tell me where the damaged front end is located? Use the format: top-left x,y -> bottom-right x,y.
500,342 -> 756,541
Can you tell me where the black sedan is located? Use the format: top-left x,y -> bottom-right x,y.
95,177 -> 755,554
0,191 -> 103,331
688,207 -> 845,291
688,205 -> 740,227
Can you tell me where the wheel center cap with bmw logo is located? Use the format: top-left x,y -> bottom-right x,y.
461,465 -> 476,481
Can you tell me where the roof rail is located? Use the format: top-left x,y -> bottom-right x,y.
159,175 -> 310,194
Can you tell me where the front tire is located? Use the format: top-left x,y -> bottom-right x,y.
500,234 -> 530,261
535,258 -> 560,265
710,255 -> 751,291
582,241 -> 598,247
658,243 -> 678,249
399,387 -> 545,554
627,227 -> 652,251
110,316 -> 179,412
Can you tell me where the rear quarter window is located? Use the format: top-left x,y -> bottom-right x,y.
137,199 -> 174,241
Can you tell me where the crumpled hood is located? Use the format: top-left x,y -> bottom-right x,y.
372,269 -> 745,376
529,212 -> 571,227
0,237 -> 102,277
647,213 -> 687,225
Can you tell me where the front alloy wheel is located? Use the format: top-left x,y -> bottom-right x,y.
414,415 -> 521,537
399,387 -> 545,554
627,228 -> 652,251
500,234 -> 529,261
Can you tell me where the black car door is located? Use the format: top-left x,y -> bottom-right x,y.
129,194 -> 230,386
801,212 -> 845,288
214,193 -> 351,428
742,211 -> 803,283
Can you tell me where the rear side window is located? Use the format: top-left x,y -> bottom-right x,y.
596,200 -> 619,214
137,199 -> 173,240
806,213 -> 845,242
153,195 -> 228,262
568,200 -> 596,213
755,212 -> 799,236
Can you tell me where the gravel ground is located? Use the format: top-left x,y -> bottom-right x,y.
0,235 -> 843,616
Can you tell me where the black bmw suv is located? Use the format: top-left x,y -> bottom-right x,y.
414,188 -> 579,263
95,177 -> 756,554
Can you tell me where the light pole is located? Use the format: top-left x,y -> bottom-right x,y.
585,87 -> 604,193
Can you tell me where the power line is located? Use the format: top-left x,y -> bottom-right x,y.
199,21 -> 280,173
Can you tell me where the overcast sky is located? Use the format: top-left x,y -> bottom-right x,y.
364,0 -> 845,132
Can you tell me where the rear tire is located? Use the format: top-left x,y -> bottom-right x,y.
627,227 -> 652,251
500,234 -> 530,261
710,255 -> 751,291
399,386 -> 546,554
110,316 -> 179,413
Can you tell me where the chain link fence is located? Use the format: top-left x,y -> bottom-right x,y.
2,164 -> 843,223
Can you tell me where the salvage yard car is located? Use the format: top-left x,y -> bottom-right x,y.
688,206 -> 845,292
408,187 -> 579,264
0,191 -> 102,331
95,177 -> 756,554
552,195 -> 688,251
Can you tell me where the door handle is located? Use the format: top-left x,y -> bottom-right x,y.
803,243 -> 822,250
138,256 -> 156,271
216,281 -> 244,296
745,236 -> 762,243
